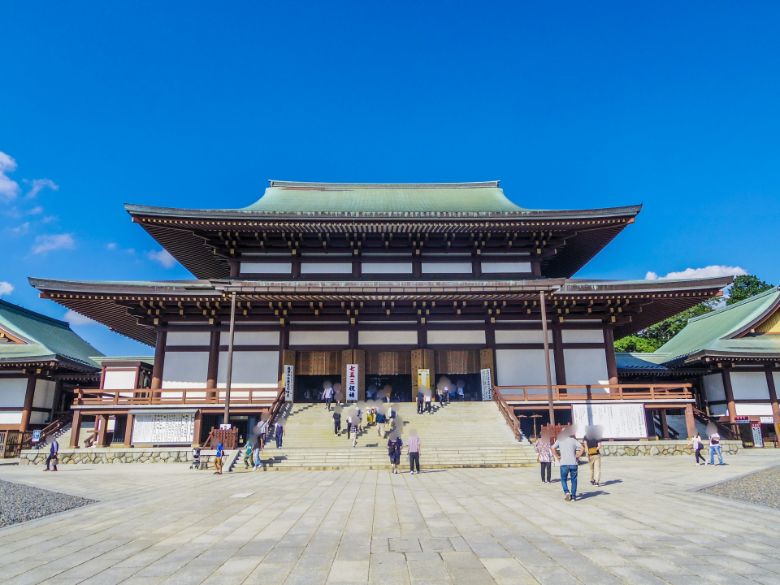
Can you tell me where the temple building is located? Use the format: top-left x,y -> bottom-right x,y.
618,287 -> 780,446
29,181 -> 735,447
0,300 -> 101,456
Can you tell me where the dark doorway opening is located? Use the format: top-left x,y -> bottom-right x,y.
435,373 -> 482,401
294,375 -> 341,402
367,374 -> 412,403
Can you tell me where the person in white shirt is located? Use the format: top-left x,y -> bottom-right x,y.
691,433 -> 705,465
709,431 -> 724,465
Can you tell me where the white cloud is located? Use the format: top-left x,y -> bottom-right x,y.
32,233 -> 75,254
8,222 -> 30,236
64,310 -> 96,326
0,282 -> 13,296
106,242 -> 117,250
25,178 -> 59,199
645,265 -> 748,280
0,151 -> 20,202
147,249 -> 177,268
28,206 -> 44,215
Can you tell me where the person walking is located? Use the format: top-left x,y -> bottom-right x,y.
333,408 -> 342,435
438,389 -> 444,407
253,443 -> 263,470
376,410 -> 387,437
457,386 -> 465,401
407,431 -> 421,474
191,446 -> 201,470
416,391 -> 424,414
44,438 -> 59,472
388,434 -> 403,474
691,433 -> 706,465
584,428 -> 602,487
243,443 -> 254,469
213,443 -> 224,474
424,393 -> 432,414
552,430 -> 585,501
709,431 -> 724,465
324,384 -> 334,411
274,420 -> 285,449
350,417 -> 359,448
534,434 -> 553,483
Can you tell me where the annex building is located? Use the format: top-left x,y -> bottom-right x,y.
29,181 -> 734,448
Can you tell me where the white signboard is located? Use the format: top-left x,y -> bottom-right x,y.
572,404 -> 647,439
131,413 -> 195,444
480,368 -> 492,401
283,365 -> 294,402
751,422 -> 764,448
760,416 -> 775,424
346,363 -> 358,402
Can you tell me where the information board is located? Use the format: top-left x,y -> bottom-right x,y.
283,365 -> 294,403
417,369 -> 430,391
131,413 -> 195,444
346,363 -> 358,401
480,368 -> 492,401
751,422 -> 764,448
572,404 -> 647,439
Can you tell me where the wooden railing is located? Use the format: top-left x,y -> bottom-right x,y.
74,387 -> 282,407
492,387 -> 522,441
25,412 -> 73,450
494,383 -> 693,402
267,386 -> 286,426
691,406 -> 739,441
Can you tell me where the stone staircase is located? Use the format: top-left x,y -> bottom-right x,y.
242,401 -> 538,471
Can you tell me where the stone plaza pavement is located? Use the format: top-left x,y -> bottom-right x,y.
0,453 -> 779,585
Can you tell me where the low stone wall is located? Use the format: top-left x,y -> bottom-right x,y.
601,440 -> 740,457
19,448 -> 220,468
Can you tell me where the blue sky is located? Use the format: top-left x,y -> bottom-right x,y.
2,2 -> 779,355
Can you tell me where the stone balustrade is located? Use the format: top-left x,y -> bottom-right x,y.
600,440 -> 740,457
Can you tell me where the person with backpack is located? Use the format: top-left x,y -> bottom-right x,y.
376,410 -> 387,437
691,432 -> 705,465
243,443 -> 254,469
388,434 -> 403,474
584,427 -> 602,487
333,408 -> 342,436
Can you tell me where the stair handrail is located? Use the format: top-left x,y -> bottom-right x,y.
267,386 -> 286,427
492,386 -> 522,441
27,412 -> 74,449
691,406 -> 739,441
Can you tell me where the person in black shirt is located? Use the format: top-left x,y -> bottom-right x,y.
584,426 -> 602,487
332,408 -> 342,436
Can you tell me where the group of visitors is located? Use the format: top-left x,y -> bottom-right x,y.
386,429 -> 421,474
534,428 -> 601,501
691,430 -> 724,465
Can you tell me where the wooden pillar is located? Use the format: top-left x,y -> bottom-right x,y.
659,409 -> 669,440
684,404 -> 696,439
479,348 -> 495,386
721,368 -> 737,423
552,327 -> 566,387
765,368 -> 780,439
192,410 -> 202,447
471,255 -> 482,278
412,259 -> 422,278
352,259 -> 361,278
644,406 -> 655,438
96,414 -> 109,447
604,328 -> 619,386
69,410 -> 82,448
229,260 -> 240,278
207,330 -> 220,400
292,260 -> 302,278
19,375 -> 37,433
124,414 -> 134,447
151,330 -> 167,390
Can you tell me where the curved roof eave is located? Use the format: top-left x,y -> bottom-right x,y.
124,202 -> 643,222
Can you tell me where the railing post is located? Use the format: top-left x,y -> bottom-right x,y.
586,385 -> 592,401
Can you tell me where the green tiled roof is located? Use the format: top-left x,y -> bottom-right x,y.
0,300 -> 103,370
243,181 -> 525,213
616,353 -> 672,371
656,287 -> 780,362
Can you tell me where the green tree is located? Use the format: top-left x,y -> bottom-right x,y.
614,335 -> 663,353
727,275 -> 774,305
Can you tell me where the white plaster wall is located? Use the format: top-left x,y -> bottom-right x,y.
495,349 -> 556,391
289,331 -> 349,346
481,262 -> 531,274
30,411 -> 50,424
103,369 -> 137,390
217,351 -> 279,388
301,263 -> 353,274
421,262 -> 473,274
563,349 -> 610,390
32,379 -> 56,409
241,262 -> 292,274
494,329 -> 553,344
730,372 -> 770,400
222,331 -> 280,346
735,403 -> 774,416
709,403 -> 729,416
0,412 -> 23,424
0,378 -> 28,408
162,352 -> 209,389
426,330 -> 486,345
359,330 -> 417,345
703,373 -> 726,402
561,330 -> 604,344
362,262 -> 414,274
167,331 -> 211,346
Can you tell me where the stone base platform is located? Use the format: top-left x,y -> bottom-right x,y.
601,440 -> 740,457
19,447 -> 225,469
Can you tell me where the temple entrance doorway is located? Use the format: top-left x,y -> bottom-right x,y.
295,351 -> 343,402
435,373 -> 482,401
294,374 -> 341,402
367,374 -> 412,402
366,351 -> 412,402
434,350 -> 483,401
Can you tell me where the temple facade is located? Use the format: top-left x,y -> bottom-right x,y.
30,181 -> 733,447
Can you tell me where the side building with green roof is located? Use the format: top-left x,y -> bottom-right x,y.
0,299 -> 103,455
